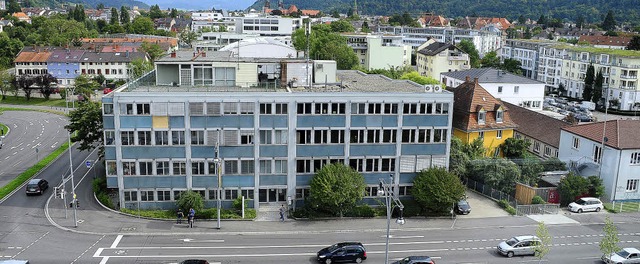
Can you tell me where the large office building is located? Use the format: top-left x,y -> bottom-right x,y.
103,51 -> 454,211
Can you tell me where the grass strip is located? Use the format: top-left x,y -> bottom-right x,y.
0,106 -> 66,116
0,97 -> 68,108
605,202 -> 640,213
0,141 -> 70,200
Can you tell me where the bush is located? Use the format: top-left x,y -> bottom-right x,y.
176,190 -> 204,212
497,199 -> 517,215
232,197 -> 250,211
400,199 -> 423,217
498,199 -> 510,208
531,195 -> 546,204
97,192 -> 114,209
345,205 -> 375,217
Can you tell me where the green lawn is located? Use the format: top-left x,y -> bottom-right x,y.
0,96 -> 69,108
0,123 -> 7,136
604,202 -> 640,213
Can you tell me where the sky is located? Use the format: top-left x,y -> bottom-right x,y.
140,0 -> 257,11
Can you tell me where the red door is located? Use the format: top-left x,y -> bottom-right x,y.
548,189 -> 560,204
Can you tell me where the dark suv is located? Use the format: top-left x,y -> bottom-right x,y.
317,242 -> 367,263
25,179 -> 48,195
392,256 -> 436,264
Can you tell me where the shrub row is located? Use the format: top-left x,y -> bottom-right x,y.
498,199 -> 517,215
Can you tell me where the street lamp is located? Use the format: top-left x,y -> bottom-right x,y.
214,129 -> 222,229
378,175 -> 405,264
66,91 -> 78,227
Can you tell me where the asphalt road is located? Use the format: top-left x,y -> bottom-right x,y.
0,110 -> 68,187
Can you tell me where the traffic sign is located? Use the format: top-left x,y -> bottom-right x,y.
86,160 -> 92,168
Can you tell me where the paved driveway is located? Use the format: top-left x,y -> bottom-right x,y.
456,189 -> 511,218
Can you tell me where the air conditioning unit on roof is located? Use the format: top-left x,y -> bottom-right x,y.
424,85 -> 433,92
433,84 -> 442,93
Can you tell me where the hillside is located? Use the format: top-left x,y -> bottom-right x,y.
26,0 -> 149,9
249,0 -> 640,24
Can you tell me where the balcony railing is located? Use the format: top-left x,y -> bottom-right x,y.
620,74 -> 638,79
618,86 -> 637,90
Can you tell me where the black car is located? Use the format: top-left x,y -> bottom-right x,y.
455,200 -> 471,215
317,242 -> 367,264
392,256 -> 436,264
25,179 -> 48,195
179,260 -> 209,264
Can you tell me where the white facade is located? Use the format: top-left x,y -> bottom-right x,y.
219,38 -> 297,58
500,39 -> 555,80
558,129 -> 640,202
191,12 -> 226,21
377,26 -> 502,56
344,34 -> 411,70
235,17 -> 302,36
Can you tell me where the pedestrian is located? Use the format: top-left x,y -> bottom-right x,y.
176,208 -> 184,224
279,204 -> 285,222
188,208 -> 195,228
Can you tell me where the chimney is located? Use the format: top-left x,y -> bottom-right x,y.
465,76 -> 470,82
474,77 -> 479,85
170,51 -> 176,58
201,52 -> 206,57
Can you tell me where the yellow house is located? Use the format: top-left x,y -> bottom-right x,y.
451,76 -> 518,157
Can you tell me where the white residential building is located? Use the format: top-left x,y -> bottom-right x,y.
416,39 -> 470,80
558,120 -> 640,202
500,39 -> 555,80
441,68 -> 545,111
234,16 -> 302,36
343,34 -> 411,70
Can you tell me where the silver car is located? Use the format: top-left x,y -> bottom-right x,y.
602,248 -> 640,264
497,235 -> 541,258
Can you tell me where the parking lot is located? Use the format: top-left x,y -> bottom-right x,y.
456,189 -> 511,218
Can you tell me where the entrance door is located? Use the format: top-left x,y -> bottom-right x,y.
268,188 -> 277,202
259,188 -> 287,203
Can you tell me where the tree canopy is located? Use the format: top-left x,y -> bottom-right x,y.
500,138 -> 531,159
457,40 -> 480,68
65,101 -> 104,157
292,24 -> 358,70
582,64 -> 595,101
601,10 -> 617,30
308,163 -> 366,217
399,71 -> 440,85
412,167 -> 465,215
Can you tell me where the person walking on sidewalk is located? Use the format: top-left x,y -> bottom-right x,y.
279,204 -> 286,222
188,208 -> 195,228
176,208 -> 184,224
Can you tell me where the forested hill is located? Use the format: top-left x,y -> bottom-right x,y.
24,0 -> 148,9
249,0 -> 640,24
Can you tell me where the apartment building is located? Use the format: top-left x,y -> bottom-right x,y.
500,39 -> 555,79
416,39 -> 470,80
343,34 -> 411,70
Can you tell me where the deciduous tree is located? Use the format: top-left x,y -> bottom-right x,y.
600,216 -> 621,258
15,75 -> 35,100
467,158 -> 522,193
412,167 -> 465,215
627,36 -> 640,50
557,173 -> 589,206
130,16 -> 154,35
500,138 -> 531,159
292,24 -> 358,70
582,64 -> 595,101
399,71 -> 440,85
329,20 -> 354,32
480,51 -> 501,68
140,42 -> 165,62
35,74 -> 57,100
129,58 -> 153,79
535,222 -> 552,263
176,190 -> 205,212
308,163 -> 366,217
457,39 -> 480,68
65,101 -> 103,156
73,75 -> 98,100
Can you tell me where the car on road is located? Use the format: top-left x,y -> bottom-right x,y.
25,179 -> 48,195
179,260 -> 209,264
455,200 -> 471,215
568,197 -> 603,213
602,247 -> 640,264
0,260 -> 29,264
317,242 -> 367,263
497,235 -> 541,258
392,256 -> 436,264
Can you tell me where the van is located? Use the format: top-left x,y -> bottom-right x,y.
497,235 -> 541,258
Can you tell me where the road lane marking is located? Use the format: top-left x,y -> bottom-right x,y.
382,235 -> 425,239
181,238 -> 225,243
110,235 -> 123,248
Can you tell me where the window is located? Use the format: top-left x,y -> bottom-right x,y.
259,160 -> 272,174
478,110 -> 486,125
172,131 -> 185,145
533,141 -> 540,153
274,130 -> 287,144
572,137 -> 580,149
225,160 -> 238,174
241,189 -> 254,199
403,103 -> 418,114
140,190 -> 154,201
173,161 -> 186,175
514,86 -> 520,93
157,190 -> 171,201
155,131 -> 169,145
315,103 -> 329,114
192,161 -> 205,175
296,159 -> 312,173
137,103 -> 150,115
138,131 -> 151,145
593,145 -> 602,164
631,152 -> 640,165
260,103 -> 272,114
544,146 -> 552,157
496,110 -> 503,123
191,131 -> 205,145
498,86 -> 503,93
401,129 -> 416,143
121,131 -> 134,145
331,103 -> 346,114
330,130 -> 345,143
383,103 -> 398,114
106,161 -> 116,175
627,179 -> 639,192
139,161 -> 153,175
382,129 -> 397,143
297,103 -> 312,114
274,160 -> 287,173
433,129 -> 447,143
496,130 -> 503,139
156,161 -> 169,175
225,189 -> 239,200
103,104 -> 114,114
123,161 -> 136,175
478,131 -> 484,139
105,131 -> 115,145
260,130 -> 272,144
274,103 -> 288,114
124,191 -> 137,201
240,160 -> 254,174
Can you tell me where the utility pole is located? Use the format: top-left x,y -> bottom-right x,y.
215,129 -> 221,229
378,175 -> 405,264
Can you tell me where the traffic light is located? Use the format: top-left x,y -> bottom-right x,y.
55,187 -> 64,199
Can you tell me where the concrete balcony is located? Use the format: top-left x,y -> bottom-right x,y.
618,86 -> 637,90
620,75 -> 638,79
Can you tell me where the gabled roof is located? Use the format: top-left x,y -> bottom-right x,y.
14,51 -> 51,63
417,42 -> 454,56
46,49 -> 85,63
450,77 -> 518,132
578,35 -> 631,47
562,119 -> 640,150
503,101 -> 570,148
442,68 -> 543,84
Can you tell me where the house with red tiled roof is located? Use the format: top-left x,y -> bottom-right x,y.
417,14 -> 449,27
558,119 -> 640,202
451,76 -> 518,157
578,35 -> 632,50
456,17 -> 511,31
265,4 -> 321,17
12,12 -> 31,23
14,47 -> 52,76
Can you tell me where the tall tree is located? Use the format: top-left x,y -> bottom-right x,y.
7,0 -> 22,14
179,29 -> 199,48
73,5 -> 86,22
627,36 -> 640,50
457,39 -> 480,68
292,24 -> 358,70
361,21 -> 370,33
65,101 -> 104,157
517,15 -> 526,25
412,167 -> 465,215
128,58 -> 153,79
15,75 -> 35,100
480,51 -> 500,68
308,163 -> 365,217
169,8 -> 178,18
35,74 -> 57,100
130,16 -> 154,34
575,15 -> 585,29
500,138 -> 531,159
110,7 -> 119,25
467,158 -> 522,193
74,75 -> 98,100
534,222 -> 552,263
140,42 -> 165,62
148,4 -> 164,19
96,3 -> 105,10
582,64 -> 595,101
537,14 -> 548,28
557,173 -> 590,206
601,10 -> 617,31
120,6 -> 130,24
0,68 -> 13,100
593,70 -> 604,104
600,216 -> 621,258
501,58 -> 523,75
329,19 -> 354,32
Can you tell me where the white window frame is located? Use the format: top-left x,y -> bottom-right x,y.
626,179 -> 639,192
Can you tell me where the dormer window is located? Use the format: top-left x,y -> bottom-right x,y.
496,109 -> 504,123
478,109 -> 486,125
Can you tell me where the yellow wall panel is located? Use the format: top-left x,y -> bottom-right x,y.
153,116 -> 169,129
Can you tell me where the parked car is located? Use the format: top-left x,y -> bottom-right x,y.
392,256 -> 436,264
497,235 -> 541,258
317,242 -> 367,263
103,88 -> 113,94
0,260 -> 29,264
179,260 -> 209,264
568,197 -> 604,213
602,248 -> 640,264
25,179 -> 48,195
455,200 -> 471,215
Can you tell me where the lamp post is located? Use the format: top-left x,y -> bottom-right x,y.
378,175 -> 405,264
66,100 -> 78,227
214,129 -> 221,229
598,87 -> 609,179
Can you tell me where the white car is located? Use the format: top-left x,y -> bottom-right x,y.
496,235 -> 541,258
568,197 -> 604,213
602,248 -> 640,264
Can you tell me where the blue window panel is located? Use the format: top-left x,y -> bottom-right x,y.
402,115 -> 449,127
122,147 -> 186,159
399,173 -> 417,184
222,176 -> 254,187
170,116 -> 185,128
120,116 -> 152,128
350,145 -> 396,156
123,176 -> 187,188
259,145 -> 288,157
259,175 -> 287,185
105,147 -> 116,159
362,173 -> 395,185
191,146 -> 215,158
351,115 -> 388,127
219,146 -> 254,158
102,97 -> 113,103
260,116 -> 288,128
381,116 -> 398,127
106,176 -> 118,188
297,145 -> 344,157
192,116 -> 254,128
401,144 -> 446,155
296,174 -> 314,186
103,116 -> 115,129
297,116 -> 345,128
192,176 -> 219,188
